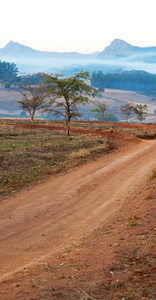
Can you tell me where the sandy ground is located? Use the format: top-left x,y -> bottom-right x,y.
0,137 -> 156,287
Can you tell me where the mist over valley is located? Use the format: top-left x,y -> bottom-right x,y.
1,39 -> 156,74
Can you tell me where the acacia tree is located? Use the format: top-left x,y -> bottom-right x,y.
41,71 -> 99,135
120,103 -> 134,123
18,85 -> 47,120
90,100 -> 109,122
133,104 -> 148,123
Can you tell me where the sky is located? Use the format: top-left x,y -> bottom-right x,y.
0,0 -> 155,54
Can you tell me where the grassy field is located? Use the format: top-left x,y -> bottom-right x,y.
0,118 -> 156,199
0,122 -> 109,198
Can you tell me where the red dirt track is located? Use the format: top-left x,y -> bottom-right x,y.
0,123 -> 156,299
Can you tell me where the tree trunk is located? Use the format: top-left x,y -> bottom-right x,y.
31,109 -> 35,121
66,123 -> 70,136
66,118 -> 70,136
66,112 -> 70,136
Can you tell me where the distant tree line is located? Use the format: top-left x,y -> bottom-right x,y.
0,60 -> 42,88
91,70 -> 156,91
0,60 -> 18,84
18,73 -> 43,86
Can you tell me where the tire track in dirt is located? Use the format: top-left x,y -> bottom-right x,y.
0,139 -> 156,281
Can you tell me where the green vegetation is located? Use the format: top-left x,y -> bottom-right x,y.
102,113 -> 119,122
92,70 -> 156,91
133,104 -> 148,123
41,71 -> 99,135
90,100 -> 109,121
94,112 -> 118,122
0,60 -> 154,123
18,73 -> 42,86
0,60 -> 18,83
0,61 -> 43,87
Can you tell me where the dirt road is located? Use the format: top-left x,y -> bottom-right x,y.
0,139 -> 156,282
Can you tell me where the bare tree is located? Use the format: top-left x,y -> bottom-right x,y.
90,100 -> 109,122
120,103 -> 134,123
18,85 -> 47,120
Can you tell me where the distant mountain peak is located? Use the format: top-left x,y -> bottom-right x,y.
4,40 -> 33,49
100,39 -> 135,57
4,40 -> 23,48
110,39 -> 132,46
1,40 -> 38,58
6,40 -> 14,45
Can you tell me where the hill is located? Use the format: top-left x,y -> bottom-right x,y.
0,39 -> 156,74
0,87 -> 155,122
99,39 -> 156,61
0,41 -> 96,60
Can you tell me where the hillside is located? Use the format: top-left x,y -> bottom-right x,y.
0,88 -> 156,122
99,39 -> 156,60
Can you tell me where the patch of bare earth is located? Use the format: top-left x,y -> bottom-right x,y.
0,124 -> 155,299
1,170 -> 155,300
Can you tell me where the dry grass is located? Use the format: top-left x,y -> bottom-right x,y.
0,124 -> 108,198
0,118 -> 155,199
70,143 -> 107,159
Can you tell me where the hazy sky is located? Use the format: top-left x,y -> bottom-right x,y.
0,0 -> 155,53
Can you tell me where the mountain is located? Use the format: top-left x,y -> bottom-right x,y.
99,39 -> 135,57
0,41 -> 38,58
0,41 -> 100,73
0,39 -> 156,74
99,39 -> 156,60
0,41 -> 98,60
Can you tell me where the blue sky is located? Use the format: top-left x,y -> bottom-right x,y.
0,0 -> 155,53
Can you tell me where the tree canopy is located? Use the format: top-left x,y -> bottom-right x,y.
91,70 -> 156,92
90,100 -> 109,122
94,112 -> 118,122
133,104 -> 148,123
41,71 -> 99,135
120,103 -> 134,123
19,73 -> 43,86
0,60 -> 18,82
